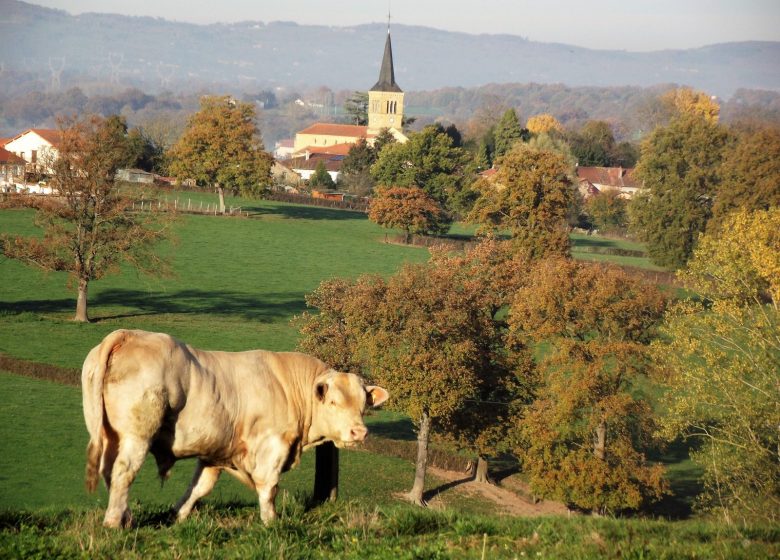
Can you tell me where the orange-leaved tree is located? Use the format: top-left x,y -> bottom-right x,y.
368,185 -> 449,244
167,95 -> 272,213
297,239 -> 532,503
468,143 -> 574,259
428,239 -> 537,483
1,115 -> 174,322
509,258 -> 668,513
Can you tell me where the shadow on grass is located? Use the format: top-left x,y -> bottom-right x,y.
364,418 -> 417,441
645,437 -> 704,520
0,288 -> 308,323
570,237 -> 619,249
245,202 -> 367,222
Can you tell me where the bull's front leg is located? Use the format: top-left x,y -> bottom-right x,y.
251,434 -> 292,524
175,460 -> 222,521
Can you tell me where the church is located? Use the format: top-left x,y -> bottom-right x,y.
292,28 -> 408,157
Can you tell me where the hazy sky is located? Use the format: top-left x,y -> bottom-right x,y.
32,0 -> 780,51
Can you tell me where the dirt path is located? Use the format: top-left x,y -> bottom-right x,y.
424,466 -> 570,517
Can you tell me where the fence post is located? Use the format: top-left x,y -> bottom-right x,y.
313,442 -> 339,504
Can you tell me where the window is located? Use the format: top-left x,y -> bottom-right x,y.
31,150 -> 37,163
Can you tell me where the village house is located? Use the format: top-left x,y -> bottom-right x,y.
0,147 -> 26,189
576,166 -> 641,199
3,129 -> 62,175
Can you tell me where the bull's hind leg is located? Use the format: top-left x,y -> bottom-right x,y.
104,436 -> 149,528
175,460 -> 222,521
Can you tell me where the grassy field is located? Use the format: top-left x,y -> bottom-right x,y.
2,199 -> 774,557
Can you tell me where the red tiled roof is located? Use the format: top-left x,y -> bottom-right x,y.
0,147 -> 26,165
0,138 -> 11,147
479,167 -> 498,179
300,143 -> 355,157
289,154 -> 344,172
8,128 -> 62,148
576,166 -> 640,189
297,123 -> 373,138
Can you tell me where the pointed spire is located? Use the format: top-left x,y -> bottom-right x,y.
370,28 -> 402,93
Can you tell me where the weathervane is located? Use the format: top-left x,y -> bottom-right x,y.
387,1 -> 391,34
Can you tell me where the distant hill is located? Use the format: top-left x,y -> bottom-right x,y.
1,0 -> 779,98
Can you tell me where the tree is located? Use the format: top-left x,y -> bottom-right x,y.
368,186 -> 449,243
308,160 -> 335,190
586,189 -> 628,233
167,95 -> 272,213
337,138 -> 377,197
661,87 -> 720,123
428,240 -> 536,483
0,115 -> 173,322
371,125 -> 471,215
493,108 -> 526,158
343,91 -> 368,125
710,126 -> 780,229
655,208 -> 780,523
526,114 -> 563,136
297,239 -> 536,503
468,143 -> 574,258
629,115 -> 730,269
509,258 -> 668,513
569,120 -> 616,167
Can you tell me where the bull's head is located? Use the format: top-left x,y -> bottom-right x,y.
309,371 -> 389,448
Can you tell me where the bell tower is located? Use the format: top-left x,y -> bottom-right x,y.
367,27 -> 404,133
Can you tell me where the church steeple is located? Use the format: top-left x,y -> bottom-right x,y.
367,25 -> 405,133
370,31 -> 402,93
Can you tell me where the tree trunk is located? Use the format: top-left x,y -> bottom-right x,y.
216,184 -> 226,214
312,442 -> 339,504
408,412 -> 431,506
594,420 -> 606,461
74,277 -> 89,322
473,456 -> 492,484
404,230 -> 411,244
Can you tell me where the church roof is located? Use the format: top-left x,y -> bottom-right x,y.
370,32 -> 402,93
297,123 -> 374,138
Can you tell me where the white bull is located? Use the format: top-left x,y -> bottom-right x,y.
81,329 -> 388,528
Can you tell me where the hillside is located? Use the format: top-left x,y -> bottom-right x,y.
1,0 -> 778,97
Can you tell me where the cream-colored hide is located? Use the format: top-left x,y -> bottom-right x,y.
81,329 -> 388,528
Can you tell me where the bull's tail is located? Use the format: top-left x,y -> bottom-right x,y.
82,329 -> 128,493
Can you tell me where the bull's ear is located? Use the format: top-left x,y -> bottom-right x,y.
366,386 -> 389,407
315,381 -> 329,402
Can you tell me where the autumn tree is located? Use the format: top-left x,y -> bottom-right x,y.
493,108 -> 527,158
368,186 -> 449,243
661,87 -> 720,123
297,239 -> 535,503
0,115 -> 173,322
469,143 -> 574,258
167,95 -> 272,213
710,126 -> 780,229
629,115 -> 730,269
586,189 -> 628,233
509,258 -> 668,513
526,113 -> 563,136
371,125 -> 472,214
655,208 -> 780,523
428,240 -> 536,483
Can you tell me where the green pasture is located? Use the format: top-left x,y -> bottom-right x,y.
2,198 -> 771,557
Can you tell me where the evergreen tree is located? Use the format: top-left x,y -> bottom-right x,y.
493,108 -> 526,158
308,160 -> 335,190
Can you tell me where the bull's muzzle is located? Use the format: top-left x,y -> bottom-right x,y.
349,425 -> 368,443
